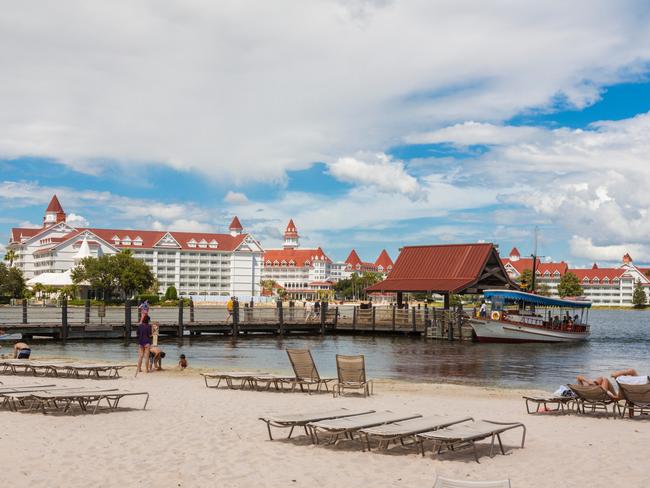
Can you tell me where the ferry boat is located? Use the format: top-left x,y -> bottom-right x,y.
469,290 -> 591,343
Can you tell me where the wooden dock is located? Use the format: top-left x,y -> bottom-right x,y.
0,300 -> 474,341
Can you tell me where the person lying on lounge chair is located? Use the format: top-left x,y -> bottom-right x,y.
575,374 -> 617,399
13,342 -> 31,359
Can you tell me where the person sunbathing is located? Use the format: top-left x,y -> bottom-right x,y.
575,374 -> 618,399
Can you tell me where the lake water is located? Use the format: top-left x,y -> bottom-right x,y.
1,309 -> 648,390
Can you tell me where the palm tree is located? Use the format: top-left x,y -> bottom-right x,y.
4,249 -> 17,267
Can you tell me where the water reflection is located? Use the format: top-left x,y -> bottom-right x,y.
1,309 -> 648,390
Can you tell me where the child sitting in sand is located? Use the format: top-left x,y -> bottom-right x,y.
179,354 -> 188,369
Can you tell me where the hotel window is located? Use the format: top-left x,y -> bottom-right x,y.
198,239 -> 207,248
122,235 -> 131,245
133,236 -> 143,246
187,239 -> 197,248
209,240 -> 218,248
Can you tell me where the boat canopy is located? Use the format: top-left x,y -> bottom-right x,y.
483,290 -> 591,309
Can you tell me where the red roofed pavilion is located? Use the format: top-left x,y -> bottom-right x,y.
367,243 -> 515,307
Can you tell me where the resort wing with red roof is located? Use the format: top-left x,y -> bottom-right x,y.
7,196 -> 264,299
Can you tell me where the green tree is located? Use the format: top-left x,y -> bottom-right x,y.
4,248 -> 17,267
517,269 -> 534,292
261,279 -> 280,296
112,251 -> 155,299
632,279 -> 647,308
557,272 -> 583,298
164,286 -> 178,300
72,251 -> 155,301
0,263 -> 27,298
536,283 -> 552,297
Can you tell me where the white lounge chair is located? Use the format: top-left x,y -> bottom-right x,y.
433,477 -> 511,488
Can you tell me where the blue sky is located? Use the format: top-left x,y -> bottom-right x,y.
2,1 -> 650,267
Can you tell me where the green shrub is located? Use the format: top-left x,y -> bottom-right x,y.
164,286 -> 178,300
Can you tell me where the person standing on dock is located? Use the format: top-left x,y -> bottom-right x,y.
138,299 -> 150,322
225,296 -> 234,323
479,301 -> 487,319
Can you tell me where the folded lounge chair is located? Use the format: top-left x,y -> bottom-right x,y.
568,384 -> 620,418
333,354 -> 373,397
4,388 -> 149,414
286,349 -> 336,393
416,420 -> 526,463
433,477 -> 511,488
617,380 -> 650,418
307,410 -> 421,445
359,415 -> 474,451
259,408 -> 376,440
522,395 -> 575,414
202,371 -> 261,389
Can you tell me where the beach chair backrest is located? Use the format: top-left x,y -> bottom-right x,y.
336,354 -> 366,385
568,384 -> 611,402
617,382 -> 650,404
287,349 -> 319,381
434,478 -> 511,488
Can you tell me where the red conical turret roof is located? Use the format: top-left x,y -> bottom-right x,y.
345,249 -> 362,266
284,219 -> 298,238
229,216 -> 243,230
592,262 -> 599,269
374,249 -> 394,268
46,195 -> 64,213
509,247 -> 520,258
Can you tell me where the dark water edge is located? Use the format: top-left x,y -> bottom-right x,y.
1,309 -> 648,391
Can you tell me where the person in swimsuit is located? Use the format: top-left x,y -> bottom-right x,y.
148,346 -> 166,371
136,315 -> 152,374
13,342 -> 31,359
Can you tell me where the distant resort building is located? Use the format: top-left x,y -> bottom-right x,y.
501,247 -> 650,306
261,220 -> 345,300
343,248 -> 394,277
7,196 -> 264,299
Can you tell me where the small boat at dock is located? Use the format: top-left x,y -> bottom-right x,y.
470,290 -> 591,343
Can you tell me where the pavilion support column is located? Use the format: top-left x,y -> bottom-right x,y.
396,291 -> 403,308
443,293 -> 450,310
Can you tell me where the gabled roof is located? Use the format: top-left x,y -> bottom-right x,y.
367,243 -> 514,293
345,249 -> 362,266
263,247 -> 331,265
509,247 -> 520,258
535,262 -> 568,276
46,195 -> 64,213
229,216 -> 243,230
570,268 -> 626,283
374,249 -> 393,268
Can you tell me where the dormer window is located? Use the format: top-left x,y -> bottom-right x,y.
543,271 -> 550,276
603,277 -> 610,284
209,239 -> 218,249
583,277 -> 589,283
133,236 -> 143,246
122,235 -> 131,245
304,260 -> 311,266
273,260 -> 279,266
187,239 -> 197,248
613,277 -> 620,283
266,260 -> 272,266
288,260 -> 295,266
593,277 -> 599,283
553,271 -> 560,276
198,239 -> 207,248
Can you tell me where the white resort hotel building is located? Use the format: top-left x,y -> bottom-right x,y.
7,196 -> 264,299
502,247 -> 650,306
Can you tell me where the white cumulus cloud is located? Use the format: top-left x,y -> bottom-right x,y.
328,153 -> 421,198
224,191 -> 249,204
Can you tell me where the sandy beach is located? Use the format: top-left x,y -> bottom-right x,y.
1,365 -> 648,488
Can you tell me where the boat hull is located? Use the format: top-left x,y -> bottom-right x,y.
469,319 -> 589,343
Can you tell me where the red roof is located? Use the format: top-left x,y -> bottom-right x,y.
501,257 -> 534,274
509,247 -> 520,258
374,249 -> 394,269
367,243 -> 512,293
229,216 -> 243,230
570,268 -> 625,283
535,262 -> 568,276
263,247 -> 331,265
10,227 -> 41,243
284,219 -> 298,238
46,195 -> 64,213
345,249 -> 362,266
